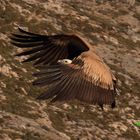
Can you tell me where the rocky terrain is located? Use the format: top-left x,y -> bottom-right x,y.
0,0 -> 140,140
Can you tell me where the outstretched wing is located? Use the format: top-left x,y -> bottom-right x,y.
34,51 -> 116,108
10,28 -> 89,65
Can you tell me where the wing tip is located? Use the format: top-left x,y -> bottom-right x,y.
18,27 -> 24,32
36,95 -> 44,100
36,92 -> 50,100
111,100 -> 116,109
18,26 -> 29,34
14,53 -> 21,57
21,58 -> 31,63
36,95 -> 41,100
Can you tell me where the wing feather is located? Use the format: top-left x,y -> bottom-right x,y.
15,46 -> 46,56
11,28 -> 89,65
11,28 -> 116,108
34,51 -> 116,108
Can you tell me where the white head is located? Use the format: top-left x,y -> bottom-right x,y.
58,59 -> 72,64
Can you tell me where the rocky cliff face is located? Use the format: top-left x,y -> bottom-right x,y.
0,0 -> 140,140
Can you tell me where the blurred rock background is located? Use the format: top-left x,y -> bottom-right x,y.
0,0 -> 140,140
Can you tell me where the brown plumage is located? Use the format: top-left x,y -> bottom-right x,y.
10,28 -> 117,109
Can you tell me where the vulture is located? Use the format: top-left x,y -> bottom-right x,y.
10,28 -> 117,109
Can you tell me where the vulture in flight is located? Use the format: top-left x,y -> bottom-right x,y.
10,28 -> 117,109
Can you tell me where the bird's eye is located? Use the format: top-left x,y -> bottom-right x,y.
61,59 -> 72,64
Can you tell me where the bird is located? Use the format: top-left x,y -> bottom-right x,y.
10,27 -> 117,110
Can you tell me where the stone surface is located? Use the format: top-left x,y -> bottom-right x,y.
0,0 -> 140,140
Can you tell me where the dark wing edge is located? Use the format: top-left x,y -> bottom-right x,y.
34,56 -> 116,108
10,28 -> 89,65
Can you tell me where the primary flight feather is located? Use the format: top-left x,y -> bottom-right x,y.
11,28 -> 117,109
